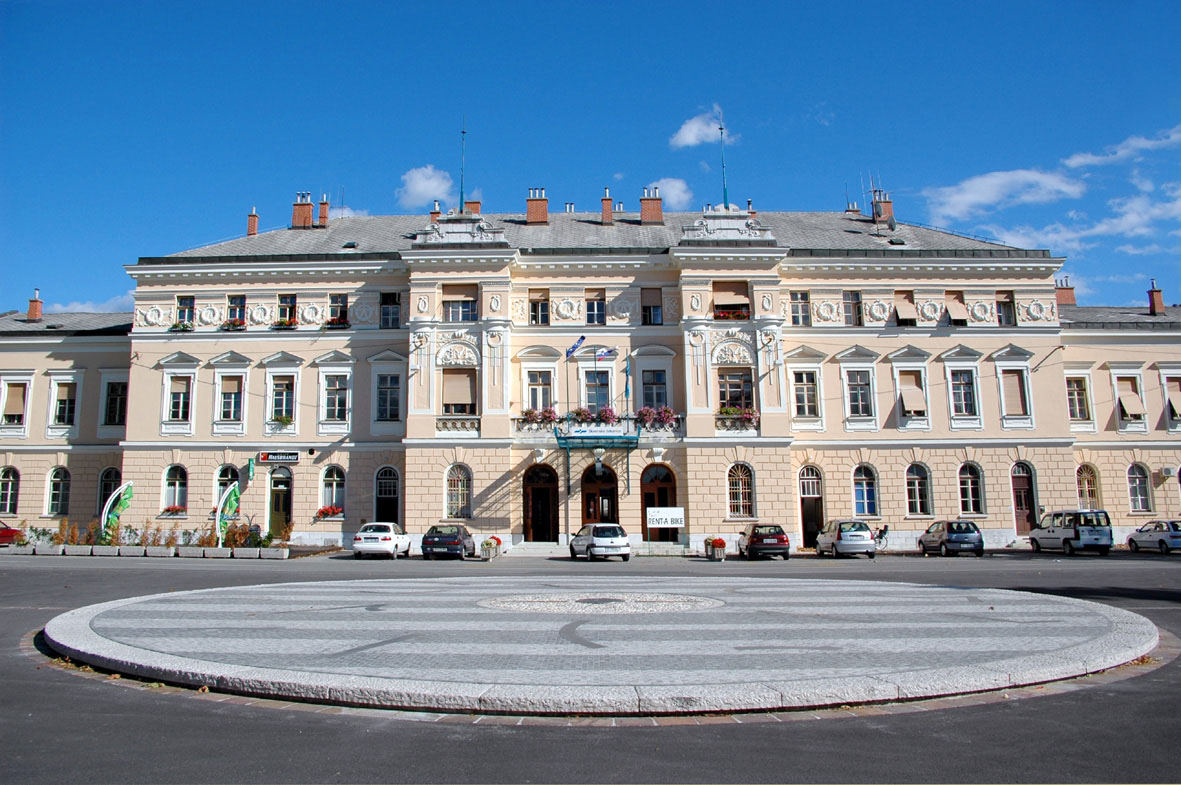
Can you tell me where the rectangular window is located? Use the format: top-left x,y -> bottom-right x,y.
641,288 -> 663,325
945,291 -> 969,326
718,369 -> 754,409
584,370 -> 610,413
53,383 -> 77,425
278,294 -> 297,322
793,371 -> 818,417
329,294 -> 349,323
1001,369 -> 1030,416
894,291 -> 917,326
104,381 -> 127,426
897,370 -> 926,415
220,376 -> 243,422
443,285 -> 478,322
846,370 -> 873,417
176,296 -> 195,323
380,292 -> 401,329
642,370 -> 667,409
169,377 -> 191,421
3,382 -> 27,425
842,291 -> 863,326
227,295 -> 246,322
586,289 -> 606,325
324,375 -> 348,421
790,291 -> 811,327
1166,377 -> 1181,421
1116,377 -> 1146,420
996,291 -> 1016,326
271,375 -> 294,421
529,290 -> 550,326
951,370 -> 978,417
377,374 -> 400,421
528,371 -> 552,410
712,281 -> 750,320
442,369 -> 477,415
1066,378 -> 1091,421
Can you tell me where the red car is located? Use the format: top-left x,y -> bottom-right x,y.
0,523 -> 21,546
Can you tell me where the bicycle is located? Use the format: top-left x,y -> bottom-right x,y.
874,524 -> 889,553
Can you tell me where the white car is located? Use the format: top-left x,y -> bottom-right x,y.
1127,520 -> 1181,554
1030,509 -> 1112,556
352,522 -> 411,559
569,524 -> 631,561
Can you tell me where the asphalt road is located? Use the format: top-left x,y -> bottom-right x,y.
3,550 -> 1178,784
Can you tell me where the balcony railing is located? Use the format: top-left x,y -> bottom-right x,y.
512,414 -> 684,439
436,415 -> 480,434
715,414 -> 760,432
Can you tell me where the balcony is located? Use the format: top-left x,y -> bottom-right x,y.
512,414 -> 684,441
436,415 -> 480,435
715,409 -> 760,434
713,306 -> 750,321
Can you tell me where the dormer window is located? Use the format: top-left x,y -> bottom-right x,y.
712,282 -> 750,320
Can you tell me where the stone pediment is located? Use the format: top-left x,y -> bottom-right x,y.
313,350 -> 354,366
938,345 -> 983,362
260,351 -> 303,367
207,351 -> 252,367
158,352 -> 200,368
412,210 -> 508,247
367,350 -> 408,364
631,345 -> 677,357
887,345 -> 932,363
515,345 -> 563,360
835,345 -> 880,363
783,345 -> 828,362
988,344 -> 1035,362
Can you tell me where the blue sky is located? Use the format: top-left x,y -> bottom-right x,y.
2,0 -> 1179,312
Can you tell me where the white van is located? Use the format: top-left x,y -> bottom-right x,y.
1029,510 -> 1112,556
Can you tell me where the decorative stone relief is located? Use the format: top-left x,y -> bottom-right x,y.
437,342 -> 479,367
299,303 -> 324,325
1021,300 -> 1056,321
814,301 -> 840,322
712,342 -> 753,365
680,207 -> 775,242
248,305 -> 271,325
780,300 -> 791,319
759,330 -> 777,346
664,296 -> 681,323
351,300 -> 375,326
609,295 -> 638,321
511,299 -> 527,323
489,294 -> 501,313
198,306 -> 221,326
690,293 -> 702,313
411,331 -> 430,349
866,300 -> 891,323
555,298 -> 582,320
417,295 -> 428,314
717,328 -> 752,342
136,306 -> 172,327
760,293 -> 772,313
918,301 -> 942,321
969,302 -> 995,323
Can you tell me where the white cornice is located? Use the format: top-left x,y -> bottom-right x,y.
125,260 -> 394,279
780,260 -> 1062,275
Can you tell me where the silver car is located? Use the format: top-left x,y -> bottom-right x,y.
1126,520 -> 1181,554
917,520 -> 984,557
816,519 -> 875,558
569,524 -> 631,561
1030,509 -> 1112,556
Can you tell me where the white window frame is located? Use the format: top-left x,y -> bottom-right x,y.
958,462 -> 986,516
262,353 -> 302,437
726,462 -> 756,520
1109,364 -> 1147,434
45,466 -> 71,517
994,360 -> 1034,430
320,465 -> 346,512
1159,365 -> 1181,434
1064,364 -> 1096,434
368,350 -> 407,438
851,464 -> 880,519
575,353 -> 616,411
208,353 -> 251,436
160,356 -> 198,436
631,346 -> 675,416
161,464 -> 188,514
941,346 -> 984,431
315,354 -> 353,436
521,359 -> 560,414
836,350 -> 878,432
888,351 -> 930,432
45,370 -> 83,440
97,369 -> 129,439
904,462 -> 934,519
1127,463 -> 1153,513
445,463 -> 473,520
0,371 -> 34,439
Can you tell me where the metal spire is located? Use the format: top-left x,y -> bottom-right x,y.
719,123 -> 729,210
459,120 -> 467,211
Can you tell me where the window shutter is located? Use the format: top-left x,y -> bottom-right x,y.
4,383 -> 26,417
712,281 -> 749,305
222,376 -> 242,394
893,291 -> 918,320
1002,370 -> 1028,416
170,376 -> 189,394
57,383 -> 75,401
944,292 -> 970,321
1116,377 -> 1146,417
898,371 -> 926,414
641,288 -> 662,306
442,284 -> 478,302
443,370 -> 476,405
528,289 -> 549,302
1166,377 -> 1181,418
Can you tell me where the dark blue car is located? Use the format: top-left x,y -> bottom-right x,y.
421,524 -> 476,560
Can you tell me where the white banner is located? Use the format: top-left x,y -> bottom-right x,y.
646,507 -> 685,528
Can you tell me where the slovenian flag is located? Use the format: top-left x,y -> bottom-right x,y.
566,335 -> 586,358
596,346 -> 616,360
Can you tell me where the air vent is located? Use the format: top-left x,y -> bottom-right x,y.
342,241 -> 358,249
888,238 -> 906,245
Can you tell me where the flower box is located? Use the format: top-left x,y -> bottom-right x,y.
219,319 -> 246,331
168,322 -> 195,332
259,547 -> 289,560
315,505 -> 344,519
204,547 -> 231,559
271,320 -> 299,330
64,545 -> 93,556
324,319 -> 350,330
145,546 -> 175,558
92,545 -> 120,556
119,546 -> 146,557
176,546 -> 204,558
232,547 -> 260,559
34,543 -> 63,556
5,545 -> 35,555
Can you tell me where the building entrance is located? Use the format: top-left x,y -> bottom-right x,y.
375,467 -> 399,524
523,464 -> 559,542
581,464 -> 618,527
1012,462 -> 1036,535
640,464 -> 677,542
269,467 -> 292,537
799,466 -> 823,548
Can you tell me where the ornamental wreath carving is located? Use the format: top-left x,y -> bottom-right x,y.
436,342 -> 479,367
198,306 -> 221,326
815,301 -> 839,322
555,298 -> 581,320
867,301 -> 891,322
248,304 -> 272,325
918,301 -> 942,321
299,303 -> 324,324
690,293 -> 702,313
135,306 -> 172,327
489,294 -> 501,313
609,295 -> 638,321
417,295 -> 428,314
1022,300 -> 1056,321
712,342 -> 753,365
969,302 -> 994,323
350,301 -> 375,326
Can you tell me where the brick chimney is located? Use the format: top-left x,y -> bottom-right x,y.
317,194 -> 330,228
746,198 -> 757,218
465,200 -> 481,215
27,288 -> 43,322
526,188 -> 548,224
601,187 -> 613,225
429,199 -> 441,223
640,186 -> 663,225
291,192 -> 314,229
872,189 -> 894,224
1149,278 -> 1165,316
1054,277 -> 1076,306
247,207 -> 259,237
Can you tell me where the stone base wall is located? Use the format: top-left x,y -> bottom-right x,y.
0,449 -> 123,530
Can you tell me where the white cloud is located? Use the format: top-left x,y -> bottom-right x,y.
670,104 -> 738,148
47,290 -> 134,313
613,172 -> 624,181
1130,169 -> 1154,193
1116,243 -> 1171,255
1063,122 -> 1181,168
395,165 -> 455,209
976,222 -> 1095,253
647,178 -> 693,210
923,169 -> 1086,225
328,205 -> 369,219
698,160 -> 711,172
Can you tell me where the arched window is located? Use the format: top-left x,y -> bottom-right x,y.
1127,464 -> 1152,512
322,466 -> 345,510
48,467 -> 71,515
1076,465 -> 1100,510
959,464 -> 984,514
163,465 -> 187,510
727,464 -> 754,518
217,465 -> 240,500
799,466 -> 822,498
98,468 -> 121,514
906,464 -> 931,516
446,465 -> 472,519
852,465 -> 877,516
0,467 -> 18,514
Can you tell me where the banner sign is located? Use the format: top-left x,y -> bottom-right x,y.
215,482 -> 241,548
568,423 -> 628,437
646,507 -> 685,528
258,451 -> 299,463
99,481 -> 134,545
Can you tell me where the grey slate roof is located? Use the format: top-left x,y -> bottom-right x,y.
0,311 -> 133,336
163,210 -> 1025,261
1059,304 -> 1181,329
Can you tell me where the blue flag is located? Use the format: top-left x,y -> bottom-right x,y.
566,335 -> 586,359
624,353 -> 631,402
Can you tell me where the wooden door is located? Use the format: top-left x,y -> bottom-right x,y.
640,464 -> 677,542
523,465 -> 559,542
582,465 -> 618,527
1012,463 -> 1036,535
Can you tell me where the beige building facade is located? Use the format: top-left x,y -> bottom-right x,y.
2,188 -> 1179,550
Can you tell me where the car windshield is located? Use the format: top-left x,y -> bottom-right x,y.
753,525 -> 784,535
427,526 -> 460,535
840,521 -> 870,533
947,521 -> 979,534
1167,522 -> 1181,532
593,525 -> 625,538
1075,511 -> 1110,528
359,524 -> 390,533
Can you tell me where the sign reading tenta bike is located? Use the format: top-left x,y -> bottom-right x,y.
645,507 -> 685,528
258,451 -> 300,463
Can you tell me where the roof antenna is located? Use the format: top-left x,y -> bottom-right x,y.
459,118 -> 467,211
718,117 -> 729,211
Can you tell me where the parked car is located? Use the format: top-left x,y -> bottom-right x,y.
816,519 -> 875,558
917,520 -> 984,557
1029,509 -> 1112,556
0,522 -> 20,546
737,524 -> 790,559
351,522 -> 411,559
1126,520 -> 1181,554
569,524 -> 631,561
421,524 -> 476,559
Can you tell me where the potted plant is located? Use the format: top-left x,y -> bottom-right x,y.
219,317 -> 246,331
160,505 -> 187,517
324,316 -> 350,329
596,406 -> 619,424
717,406 -> 760,427
636,406 -> 677,428
570,407 -> 594,424
168,321 -> 194,332
706,536 -> 727,561
480,535 -> 502,561
270,414 -> 294,427
315,505 -> 344,519
271,318 -> 298,330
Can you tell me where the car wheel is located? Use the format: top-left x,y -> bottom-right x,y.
570,546 -> 577,559
1097,547 -> 1110,557
423,553 -> 431,561
782,553 -> 790,560
940,543 -> 950,557
1030,538 -> 1041,553
1063,540 -> 1075,556
353,552 -> 361,560
918,543 -> 927,557
622,554 -> 630,562
974,549 -> 984,557
1129,539 -> 1140,552
1160,540 -> 1171,555
867,551 -> 875,559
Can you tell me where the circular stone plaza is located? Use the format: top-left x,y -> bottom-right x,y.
44,576 -> 1158,716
